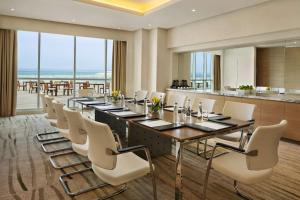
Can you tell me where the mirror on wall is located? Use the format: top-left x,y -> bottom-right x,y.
174,39 -> 300,93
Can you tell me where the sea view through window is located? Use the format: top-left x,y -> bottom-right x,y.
17,30 -> 113,110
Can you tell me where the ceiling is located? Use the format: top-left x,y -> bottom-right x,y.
0,0 -> 270,31
76,0 -> 175,15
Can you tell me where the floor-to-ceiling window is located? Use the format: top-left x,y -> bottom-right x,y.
16,31 -> 113,110
17,31 -> 39,109
190,52 -> 213,90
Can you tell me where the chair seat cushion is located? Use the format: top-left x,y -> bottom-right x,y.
218,131 -> 245,142
59,128 -> 70,139
72,141 -> 88,157
212,151 -> 273,184
92,152 -> 151,186
48,119 -> 57,127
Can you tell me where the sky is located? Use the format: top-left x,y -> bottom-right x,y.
17,31 -> 112,72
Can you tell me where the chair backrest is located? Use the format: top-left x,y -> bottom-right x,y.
78,88 -> 94,97
192,97 -> 216,113
222,101 -> 255,121
52,100 -> 68,129
40,93 -> 47,113
45,95 -> 56,119
246,120 -> 287,170
63,106 -> 87,144
166,94 -> 186,107
83,116 -> 117,170
135,90 -> 148,101
150,92 -> 166,103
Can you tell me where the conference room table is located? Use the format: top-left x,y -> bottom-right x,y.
72,97 -> 253,200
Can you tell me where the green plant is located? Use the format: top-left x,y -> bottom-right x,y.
150,97 -> 161,113
238,85 -> 254,90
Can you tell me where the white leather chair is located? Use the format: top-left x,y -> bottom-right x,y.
166,94 -> 187,107
41,100 -> 72,154
193,98 -> 216,156
36,94 -> 62,142
203,120 -> 287,199
149,92 -> 166,103
218,101 -> 256,146
49,106 -> 90,169
78,88 -> 94,97
40,93 -> 47,113
135,90 -> 148,102
45,95 -> 57,123
191,97 -> 216,113
197,101 -> 255,159
59,116 -> 157,199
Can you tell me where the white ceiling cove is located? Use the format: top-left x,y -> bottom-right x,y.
0,0 -> 270,31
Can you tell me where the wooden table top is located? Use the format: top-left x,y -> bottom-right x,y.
92,99 -> 253,142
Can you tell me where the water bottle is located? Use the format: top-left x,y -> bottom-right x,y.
121,94 -> 125,108
134,94 -> 137,104
160,95 -> 164,109
144,98 -> 148,114
104,92 -> 108,104
197,102 -> 203,120
173,102 -> 179,124
185,99 -> 192,123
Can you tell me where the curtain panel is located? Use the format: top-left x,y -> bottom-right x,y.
213,55 -> 221,91
0,29 -> 17,117
112,41 -> 127,94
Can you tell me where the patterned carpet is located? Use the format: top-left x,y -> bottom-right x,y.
0,115 -> 300,200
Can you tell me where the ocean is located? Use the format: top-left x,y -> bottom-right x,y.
18,70 -> 111,79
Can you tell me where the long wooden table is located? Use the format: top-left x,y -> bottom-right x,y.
74,98 -> 253,200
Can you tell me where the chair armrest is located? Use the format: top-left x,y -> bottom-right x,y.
112,131 -> 123,149
118,145 -> 148,154
215,142 -> 258,157
215,142 -> 245,153
106,145 -> 153,168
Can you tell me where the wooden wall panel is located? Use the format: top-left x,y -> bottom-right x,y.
256,47 -> 285,87
285,48 -> 300,89
284,103 -> 300,141
166,90 -> 300,141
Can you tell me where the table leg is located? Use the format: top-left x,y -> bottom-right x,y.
175,141 -> 183,200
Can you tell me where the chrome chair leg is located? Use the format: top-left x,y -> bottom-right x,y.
234,180 -> 253,200
49,151 -> 90,169
36,130 -> 64,142
59,168 -> 127,197
145,147 -> 157,200
197,139 -> 211,159
202,145 -> 216,199
41,139 -> 72,153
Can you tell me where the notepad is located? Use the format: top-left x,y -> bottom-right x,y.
74,97 -> 90,101
195,121 -> 229,130
139,120 -> 172,127
112,111 -> 137,116
80,101 -> 104,105
94,105 -> 121,110
164,107 -> 183,112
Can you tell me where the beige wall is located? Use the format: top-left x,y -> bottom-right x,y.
133,28 -> 171,94
168,0 -> 300,52
223,47 -> 256,88
0,15 -> 136,95
156,29 -> 171,92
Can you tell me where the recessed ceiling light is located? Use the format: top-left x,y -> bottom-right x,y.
148,24 -> 152,27
10,8 -> 15,11
192,9 -> 196,12
294,41 -> 297,44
